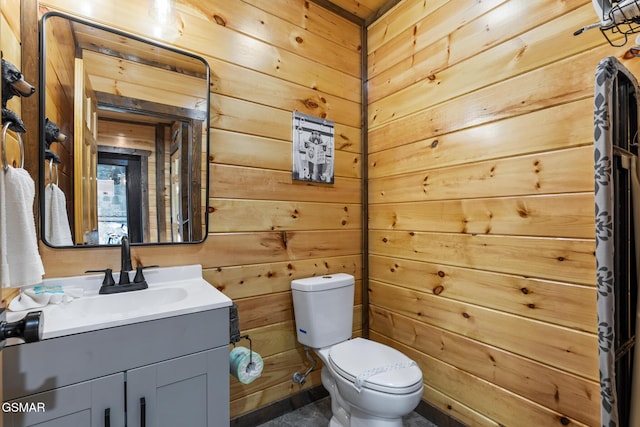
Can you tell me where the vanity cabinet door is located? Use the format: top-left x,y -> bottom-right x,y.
4,372 -> 124,427
126,348 -> 228,427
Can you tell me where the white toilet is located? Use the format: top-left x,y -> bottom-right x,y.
291,273 -> 423,427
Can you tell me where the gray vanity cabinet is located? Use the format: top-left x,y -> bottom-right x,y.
4,373 -> 125,427
3,309 -> 230,427
126,348 -> 228,427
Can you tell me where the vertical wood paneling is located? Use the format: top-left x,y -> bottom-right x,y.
367,1 -> 609,425
33,0 -> 362,420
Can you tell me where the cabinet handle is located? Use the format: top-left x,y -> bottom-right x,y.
104,408 -> 110,427
140,397 -> 146,427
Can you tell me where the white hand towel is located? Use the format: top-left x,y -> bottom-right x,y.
0,167 -> 45,287
45,183 -> 73,246
8,284 -> 83,311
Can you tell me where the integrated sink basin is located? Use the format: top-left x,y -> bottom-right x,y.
6,264 -> 231,340
68,286 -> 189,316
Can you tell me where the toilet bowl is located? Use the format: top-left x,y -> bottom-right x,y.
317,338 -> 423,427
291,274 -> 424,427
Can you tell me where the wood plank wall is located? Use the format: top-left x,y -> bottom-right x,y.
367,1 -> 637,426
29,0 -> 362,419
43,14 -> 74,211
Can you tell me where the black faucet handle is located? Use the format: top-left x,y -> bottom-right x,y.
85,268 -> 115,287
132,266 -> 149,290
133,266 -> 145,284
133,265 -> 158,284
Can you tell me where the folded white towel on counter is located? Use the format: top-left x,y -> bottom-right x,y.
8,285 -> 83,311
0,167 -> 45,287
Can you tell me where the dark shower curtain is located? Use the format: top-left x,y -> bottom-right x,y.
593,56 -> 639,427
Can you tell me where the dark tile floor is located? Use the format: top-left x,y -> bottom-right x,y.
255,397 -> 438,427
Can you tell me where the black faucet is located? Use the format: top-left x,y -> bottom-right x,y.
87,236 -> 152,294
119,236 -> 133,285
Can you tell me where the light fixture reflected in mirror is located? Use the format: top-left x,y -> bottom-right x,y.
149,0 -> 179,40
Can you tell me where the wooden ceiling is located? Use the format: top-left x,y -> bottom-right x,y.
320,0 -> 398,23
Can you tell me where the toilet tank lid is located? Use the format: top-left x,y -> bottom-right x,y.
291,273 -> 354,292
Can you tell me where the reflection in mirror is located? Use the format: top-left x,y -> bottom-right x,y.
40,12 -> 209,247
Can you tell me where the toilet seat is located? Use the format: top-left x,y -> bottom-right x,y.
328,338 -> 423,395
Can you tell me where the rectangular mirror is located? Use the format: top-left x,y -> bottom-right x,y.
39,12 -> 210,247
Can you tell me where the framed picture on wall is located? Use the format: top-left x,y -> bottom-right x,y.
292,111 -> 334,184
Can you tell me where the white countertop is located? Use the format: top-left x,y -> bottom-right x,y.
7,264 -> 232,341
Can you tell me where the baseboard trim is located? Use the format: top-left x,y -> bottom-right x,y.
415,399 -> 468,427
230,386 -> 329,427
231,385 -> 467,427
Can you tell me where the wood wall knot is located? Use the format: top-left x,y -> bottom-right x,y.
433,285 -> 444,295
295,36 -> 304,44
303,99 -> 319,109
430,139 -> 439,148
212,14 -> 226,26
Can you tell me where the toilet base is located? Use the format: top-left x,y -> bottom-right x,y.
349,407 -> 403,427
320,364 -> 418,427
328,407 -> 405,427
323,367 -> 350,426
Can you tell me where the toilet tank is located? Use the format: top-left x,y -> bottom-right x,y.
291,274 -> 355,349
